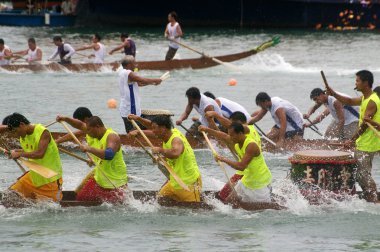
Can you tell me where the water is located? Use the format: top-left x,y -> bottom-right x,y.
1,26 -> 380,251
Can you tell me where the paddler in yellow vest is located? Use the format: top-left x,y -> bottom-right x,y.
4,113 -> 63,202
200,111 -> 262,202
210,122 -> 272,206
74,116 -> 128,203
325,70 -> 380,202
128,114 -> 202,203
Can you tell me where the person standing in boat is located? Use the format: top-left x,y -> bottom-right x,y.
176,87 -> 222,137
12,38 -> 42,64
249,92 -> 304,148
0,38 -> 12,65
128,115 -> 202,203
75,33 -> 106,64
210,122 -> 273,208
304,88 -> 359,140
118,56 -> 162,133
3,113 -> 63,203
75,116 -> 128,203
48,36 -> 76,64
164,11 -> 183,60
109,33 -> 136,60
325,70 -> 380,202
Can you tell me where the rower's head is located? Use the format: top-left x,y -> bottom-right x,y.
186,87 -> 201,106
93,33 -> 101,43
121,56 -> 135,70
85,116 -> 106,138
355,70 -> 373,92
6,113 -> 31,138
73,107 -> 93,123
228,122 -> 246,143
151,116 -> 173,137
229,111 -> 247,124
120,33 -> 129,42
310,88 -> 327,105
27,38 -> 36,50
203,91 -> 216,100
168,11 -> 177,22
53,36 -> 63,46
255,92 -> 272,110
0,38 -> 4,50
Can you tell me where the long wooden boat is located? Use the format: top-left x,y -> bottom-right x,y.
0,38 -> 279,72
0,190 -> 283,210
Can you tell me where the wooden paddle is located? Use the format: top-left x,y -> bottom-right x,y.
201,131 -> 238,196
321,70 -> 329,90
0,146 -> 58,178
169,39 -> 239,70
252,123 -> 277,147
130,119 -> 190,191
58,147 -> 91,164
306,118 -> 320,131
45,120 -> 58,128
178,123 -> 203,144
305,119 -> 323,136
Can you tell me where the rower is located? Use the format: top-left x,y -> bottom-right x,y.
304,88 -> 359,140
55,107 -> 93,144
12,38 -> 43,64
128,114 -> 202,203
75,33 -> 106,64
325,70 -> 380,202
164,11 -> 183,60
213,122 -> 273,208
75,116 -> 128,203
249,92 -> 304,148
3,113 -> 63,203
0,38 -> 12,65
118,56 -> 162,133
176,87 -> 222,137
48,36 -> 76,64
109,33 -> 136,59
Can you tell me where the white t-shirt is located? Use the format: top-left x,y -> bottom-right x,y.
94,42 -> 106,63
327,95 -> 359,125
0,45 -> 11,65
167,22 -> 180,49
27,46 -> 41,62
118,69 -> 141,117
193,94 -> 222,126
217,97 -> 251,121
269,97 -> 304,132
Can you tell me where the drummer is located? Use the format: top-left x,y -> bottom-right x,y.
304,88 -> 359,140
249,92 -> 304,148
325,70 -> 380,202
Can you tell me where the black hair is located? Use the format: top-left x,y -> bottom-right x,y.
203,91 -> 216,100
0,39 -> 4,45
255,92 -> 271,105
169,11 -> 178,20
310,88 -> 325,99
186,87 -> 201,99
356,70 -> 374,88
151,116 -> 173,130
229,122 -> 245,134
7,113 -> 30,130
53,36 -> 62,42
120,33 -> 129,38
229,111 -> 247,123
28,38 -> 36,44
2,115 -> 11,125
73,107 -> 93,121
94,33 -> 101,41
86,116 -> 104,128
373,86 -> 380,97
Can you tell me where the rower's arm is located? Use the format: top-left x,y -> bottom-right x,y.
11,49 -> 28,56
110,41 -> 128,54
275,108 -> 287,143
205,111 -> 231,128
177,103 -> 192,123
4,48 -> 12,58
34,48 -> 43,62
127,114 -> 153,129
331,91 -> 361,106
176,25 -> 183,38
56,130 -> 85,144
84,133 -> 121,160
248,109 -> 267,125
64,44 -> 76,58
217,142 -> 258,171
351,100 -> 377,141
128,72 -> 162,86
76,44 -> 94,51
304,103 -> 322,118
334,100 -> 345,138
157,137 -> 184,159
57,116 -> 87,131
49,48 -> 59,60
204,105 -> 218,130
198,125 -> 232,144
20,130 -> 50,159
311,108 -> 330,125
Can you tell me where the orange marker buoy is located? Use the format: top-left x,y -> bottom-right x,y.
107,99 -> 117,109
228,78 -> 237,86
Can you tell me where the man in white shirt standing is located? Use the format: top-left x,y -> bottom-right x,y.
118,56 -> 162,132
48,36 -> 76,64
164,11 -> 183,60
249,92 -> 304,148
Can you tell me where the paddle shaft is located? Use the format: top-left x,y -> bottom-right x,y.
58,147 -> 90,164
366,122 -> 380,139
253,123 -> 277,147
305,120 -> 323,136
130,119 -> 190,191
45,120 -> 58,128
321,71 -> 329,89
0,146 -> 27,173
306,118 -> 319,130
178,123 -> 203,143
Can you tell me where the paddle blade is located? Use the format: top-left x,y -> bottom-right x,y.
19,158 -> 58,179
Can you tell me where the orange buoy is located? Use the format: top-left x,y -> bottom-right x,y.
228,78 -> 237,86
107,99 -> 117,109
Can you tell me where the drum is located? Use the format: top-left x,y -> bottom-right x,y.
288,150 -> 357,193
141,109 -> 173,121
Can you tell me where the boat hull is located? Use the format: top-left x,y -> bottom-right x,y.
0,12 -> 76,27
